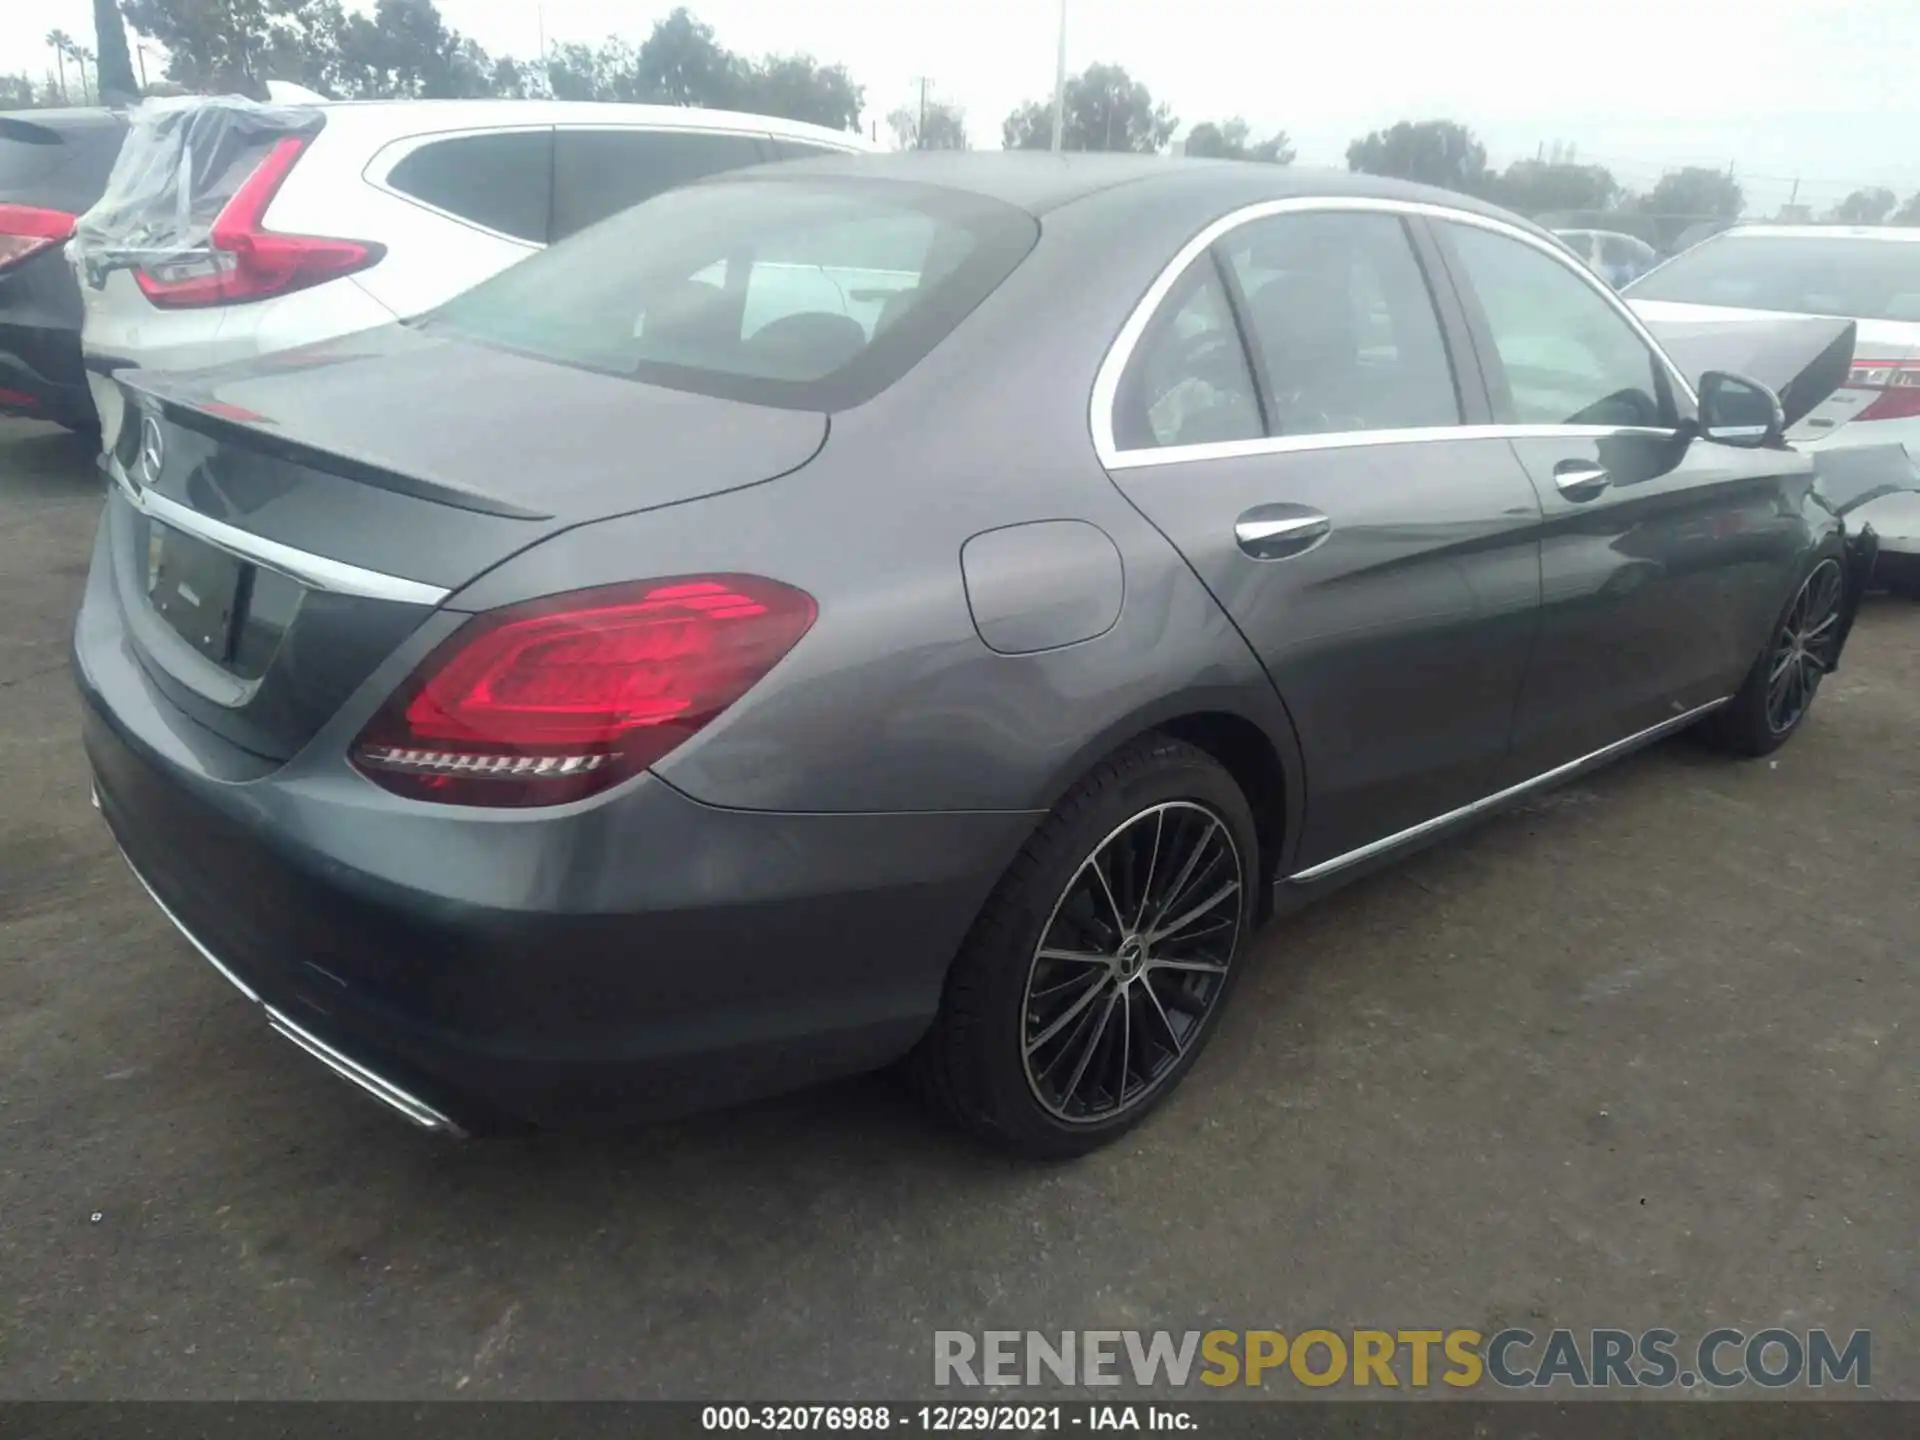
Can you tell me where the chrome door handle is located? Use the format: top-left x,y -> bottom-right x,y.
1235,508 -> 1332,560
1553,460 -> 1610,499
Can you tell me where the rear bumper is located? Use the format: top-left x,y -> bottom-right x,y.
73,542 -> 1034,1133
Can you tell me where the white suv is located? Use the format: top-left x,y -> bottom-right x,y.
71,97 -> 875,449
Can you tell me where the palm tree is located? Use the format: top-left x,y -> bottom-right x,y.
45,28 -> 72,103
71,45 -> 96,105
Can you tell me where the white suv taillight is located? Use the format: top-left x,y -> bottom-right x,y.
134,136 -> 383,309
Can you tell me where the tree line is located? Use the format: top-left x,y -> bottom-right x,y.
5,2 -> 1919,231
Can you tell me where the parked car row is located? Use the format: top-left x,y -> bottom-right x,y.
2,94 -> 875,441
0,106 -> 127,429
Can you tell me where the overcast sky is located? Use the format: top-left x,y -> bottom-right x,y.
8,0 -> 1920,213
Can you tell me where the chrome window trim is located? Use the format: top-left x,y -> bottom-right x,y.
1091,195 -> 1699,468
106,455 -> 451,607
1103,421 -> 1683,471
1286,696 -> 1728,884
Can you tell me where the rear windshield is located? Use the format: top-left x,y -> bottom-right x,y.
1628,234 -> 1920,323
422,175 -> 1040,410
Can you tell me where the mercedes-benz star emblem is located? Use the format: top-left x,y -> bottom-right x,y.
135,415 -> 164,489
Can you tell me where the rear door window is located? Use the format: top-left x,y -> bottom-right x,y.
1114,259 -> 1263,450
1221,210 -> 1463,435
551,129 -> 770,238
385,129 -> 553,243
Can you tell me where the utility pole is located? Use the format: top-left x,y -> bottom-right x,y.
911,75 -> 932,149
537,5 -> 546,63
1049,0 -> 1067,152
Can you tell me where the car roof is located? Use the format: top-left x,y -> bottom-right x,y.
0,107 -> 129,137
1710,224 -> 1920,244
738,150 -> 1554,228
303,98 -> 874,152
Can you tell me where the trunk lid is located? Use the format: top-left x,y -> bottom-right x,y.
109,325 -> 827,761
1633,296 -> 1920,440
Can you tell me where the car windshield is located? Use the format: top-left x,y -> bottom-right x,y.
423,174 -> 1040,410
1628,234 -> 1920,322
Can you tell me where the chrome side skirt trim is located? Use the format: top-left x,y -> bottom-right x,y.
104,455 -> 451,607
106,822 -> 463,1136
1286,698 -> 1729,884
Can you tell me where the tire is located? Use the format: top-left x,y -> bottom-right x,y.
908,734 -> 1259,1159
1701,550 -> 1848,757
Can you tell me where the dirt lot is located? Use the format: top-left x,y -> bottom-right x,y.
1,415 -> 1914,1399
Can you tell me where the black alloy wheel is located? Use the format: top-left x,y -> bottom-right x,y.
1765,558 -> 1845,736
1020,800 -> 1244,1125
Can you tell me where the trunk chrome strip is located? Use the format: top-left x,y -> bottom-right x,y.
104,455 -> 451,607
1287,698 -> 1729,884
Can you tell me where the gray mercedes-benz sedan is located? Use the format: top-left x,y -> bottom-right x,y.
74,153 -> 1875,1156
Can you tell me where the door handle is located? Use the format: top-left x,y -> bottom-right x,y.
1234,507 -> 1332,560
1553,460 -> 1610,500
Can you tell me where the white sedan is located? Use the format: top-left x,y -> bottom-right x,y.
1628,224 -> 1920,596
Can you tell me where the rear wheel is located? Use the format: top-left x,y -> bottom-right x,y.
909,735 -> 1258,1158
1702,553 -> 1846,757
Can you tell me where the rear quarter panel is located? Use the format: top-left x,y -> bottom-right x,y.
444,189 -> 1304,830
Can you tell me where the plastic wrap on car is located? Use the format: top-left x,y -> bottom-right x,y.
68,95 -> 323,274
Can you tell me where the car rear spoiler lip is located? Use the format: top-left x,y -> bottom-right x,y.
115,368 -> 552,523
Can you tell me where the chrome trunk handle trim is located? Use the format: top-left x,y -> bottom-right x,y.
104,455 -> 451,607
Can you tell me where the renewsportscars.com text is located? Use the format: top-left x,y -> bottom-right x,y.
933,1328 -> 1871,1390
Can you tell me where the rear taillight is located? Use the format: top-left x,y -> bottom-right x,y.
352,576 -> 817,808
134,136 -> 383,309
1847,357 -> 1920,422
0,203 -> 76,270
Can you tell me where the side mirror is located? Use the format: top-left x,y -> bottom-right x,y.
1698,369 -> 1786,448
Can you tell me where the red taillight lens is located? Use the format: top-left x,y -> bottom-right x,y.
134,137 -> 383,309
0,203 -> 76,270
1848,356 -> 1920,422
352,576 -> 817,808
